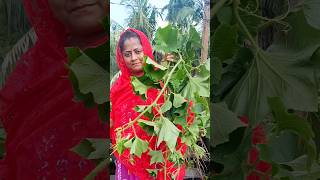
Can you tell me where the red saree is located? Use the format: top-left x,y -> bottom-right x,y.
110,28 -> 188,180
0,0 -> 107,179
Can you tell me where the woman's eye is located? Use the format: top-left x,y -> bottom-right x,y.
135,50 -> 142,54
124,53 -> 131,57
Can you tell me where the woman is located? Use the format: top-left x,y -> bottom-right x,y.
0,0 -> 107,179
110,29 -> 189,180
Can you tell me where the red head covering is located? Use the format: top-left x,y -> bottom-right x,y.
110,28 -> 186,179
0,0 -> 107,179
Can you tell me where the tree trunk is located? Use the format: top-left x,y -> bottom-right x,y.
200,0 -> 210,63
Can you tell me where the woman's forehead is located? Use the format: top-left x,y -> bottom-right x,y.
123,38 -> 142,50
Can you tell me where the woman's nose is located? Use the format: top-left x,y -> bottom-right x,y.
131,52 -> 138,60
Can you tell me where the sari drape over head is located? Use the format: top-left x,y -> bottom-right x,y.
0,0 -> 107,179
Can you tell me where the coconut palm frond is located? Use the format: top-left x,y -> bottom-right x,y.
1,28 -> 37,88
4,0 -> 30,34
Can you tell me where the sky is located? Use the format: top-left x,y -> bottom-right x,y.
110,0 -> 169,28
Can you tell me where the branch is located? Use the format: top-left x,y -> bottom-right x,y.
115,54 -> 184,132
211,0 -> 229,19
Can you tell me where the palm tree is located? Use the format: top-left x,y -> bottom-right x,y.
120,0 -> 160,39
162,0 -> 203,32
1,28 -> 37,88
0,0 -> 32,87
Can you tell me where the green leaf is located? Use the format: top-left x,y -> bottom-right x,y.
131,76 -> 148,100
212,57 -> 222,84
170,66 -> 186,92
83,42 -> 108,70
225,11 -> 319,125
161,100 -> 172,113
134,105 -> 148,112
69,53 -> 107,104
181,76 -> 209,99
303,0 -> 320,30
148,150 -> 165,164
143,56 -> 167,82
130,137 -> 149,158
71,138 -> 107,160
187,26 -> 201,47
213,24 -> 238,61
268,97 -> 316,167
71,139 -> 94,158
268,97 -> 315,140
212,102 -> 245,147
277,155 -> 320,179
157,117 -> 181,152
147,169 -> 158,177
173,93 -> 186,108
145,56 -> 167,70
168,150 -> 184,165
124,138 -> 133,148
86,139 -> 107,160
66,47 -> 81,65
154,24 -> 179,53
267,131 -> 300,163
217,6 -> 233,24
173,116 -> 188,127
116,136 -> 130,155
138,119 -> 157,135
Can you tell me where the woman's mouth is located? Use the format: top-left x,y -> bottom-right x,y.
70,3 -> 97,13
132,63 -> 141,67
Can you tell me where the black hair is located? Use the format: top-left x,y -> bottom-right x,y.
119,30 -> 142,52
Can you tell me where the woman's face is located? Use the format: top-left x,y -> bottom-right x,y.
122,37 -> 144,76
48,0 -> 106,36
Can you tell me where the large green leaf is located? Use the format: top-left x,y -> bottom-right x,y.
170,66 -> 186,92
213,24 -> 239,61
303,0 -> 320,30
268,97 -> 316,168
268,97 -> 315,140
160,100 -> 172,113
181,75 -> 210,99
130,137 -> 149,158
69,53 -> 108,104
212,102 -> 245,147
173,93 -> 186,108
217,6 -> 233,25
225,11 -> 319,125
153,24 -> 179,53
83,42 -> 108,70
149,150 -> 165,164
131,76 -> 148,100
276,155 -> 320,180
157,117 -> 181,152
143,56 -> 167,82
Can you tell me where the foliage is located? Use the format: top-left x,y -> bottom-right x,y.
162,0 -> 203,32
120,0 -> 161,39
113,24 -> 210,178
211,0 -> 320,179
67,40 -> 109,179
0,0 -> 32,87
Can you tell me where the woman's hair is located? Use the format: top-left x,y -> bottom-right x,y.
119,30 -> 142,52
